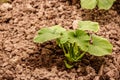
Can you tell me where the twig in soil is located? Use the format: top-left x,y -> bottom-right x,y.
98,64 -> 104,76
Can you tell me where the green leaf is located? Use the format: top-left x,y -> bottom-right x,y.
88,35 -> 113,56
80,0 -> 97,9
97,0 -> 115,10
59,31 -> 70,44
78,21 -> 99,32
60,30 -> 90,51
33,25 -> 66,43
48,25 -> 66,34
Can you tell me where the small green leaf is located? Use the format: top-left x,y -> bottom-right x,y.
78,21 -> 99,32
80,0 -> 97,9
97,0 -> 115,10
60,30 -> 90,51
33,25 -> 66,43
64,60 -> 73,69
88,35 -> 113,56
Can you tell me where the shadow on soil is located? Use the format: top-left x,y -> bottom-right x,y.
21,42 -> 66,70
21,42 -> 105,74
113,0 -> 120,15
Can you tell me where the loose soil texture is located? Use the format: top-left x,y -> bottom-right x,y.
0,0 -> 120,80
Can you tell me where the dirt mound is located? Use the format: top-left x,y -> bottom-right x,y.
0,0 -> 120,80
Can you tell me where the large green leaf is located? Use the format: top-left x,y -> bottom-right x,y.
80,0 -> 97,9
97,0 -> 115,10
60,30 -> 90,51
59,31 -> 70,44
33,25 -> 66,43
78,21 -> 99,32
88,35 -> 113,56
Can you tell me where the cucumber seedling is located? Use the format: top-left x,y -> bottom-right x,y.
68,0 -> 115,10
33,21 -> 113,68
80,0 -> 115,10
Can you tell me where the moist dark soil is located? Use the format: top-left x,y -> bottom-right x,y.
0,0 -> 120,80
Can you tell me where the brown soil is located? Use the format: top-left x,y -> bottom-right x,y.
0,0 -> 120,80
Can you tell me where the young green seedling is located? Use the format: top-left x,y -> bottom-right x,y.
69,0 -> 115,10
33,21 -> 113,68
80,0 -> 115,10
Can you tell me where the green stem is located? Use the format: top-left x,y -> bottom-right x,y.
61,44 -> 67,55
76,51 -> 86,60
